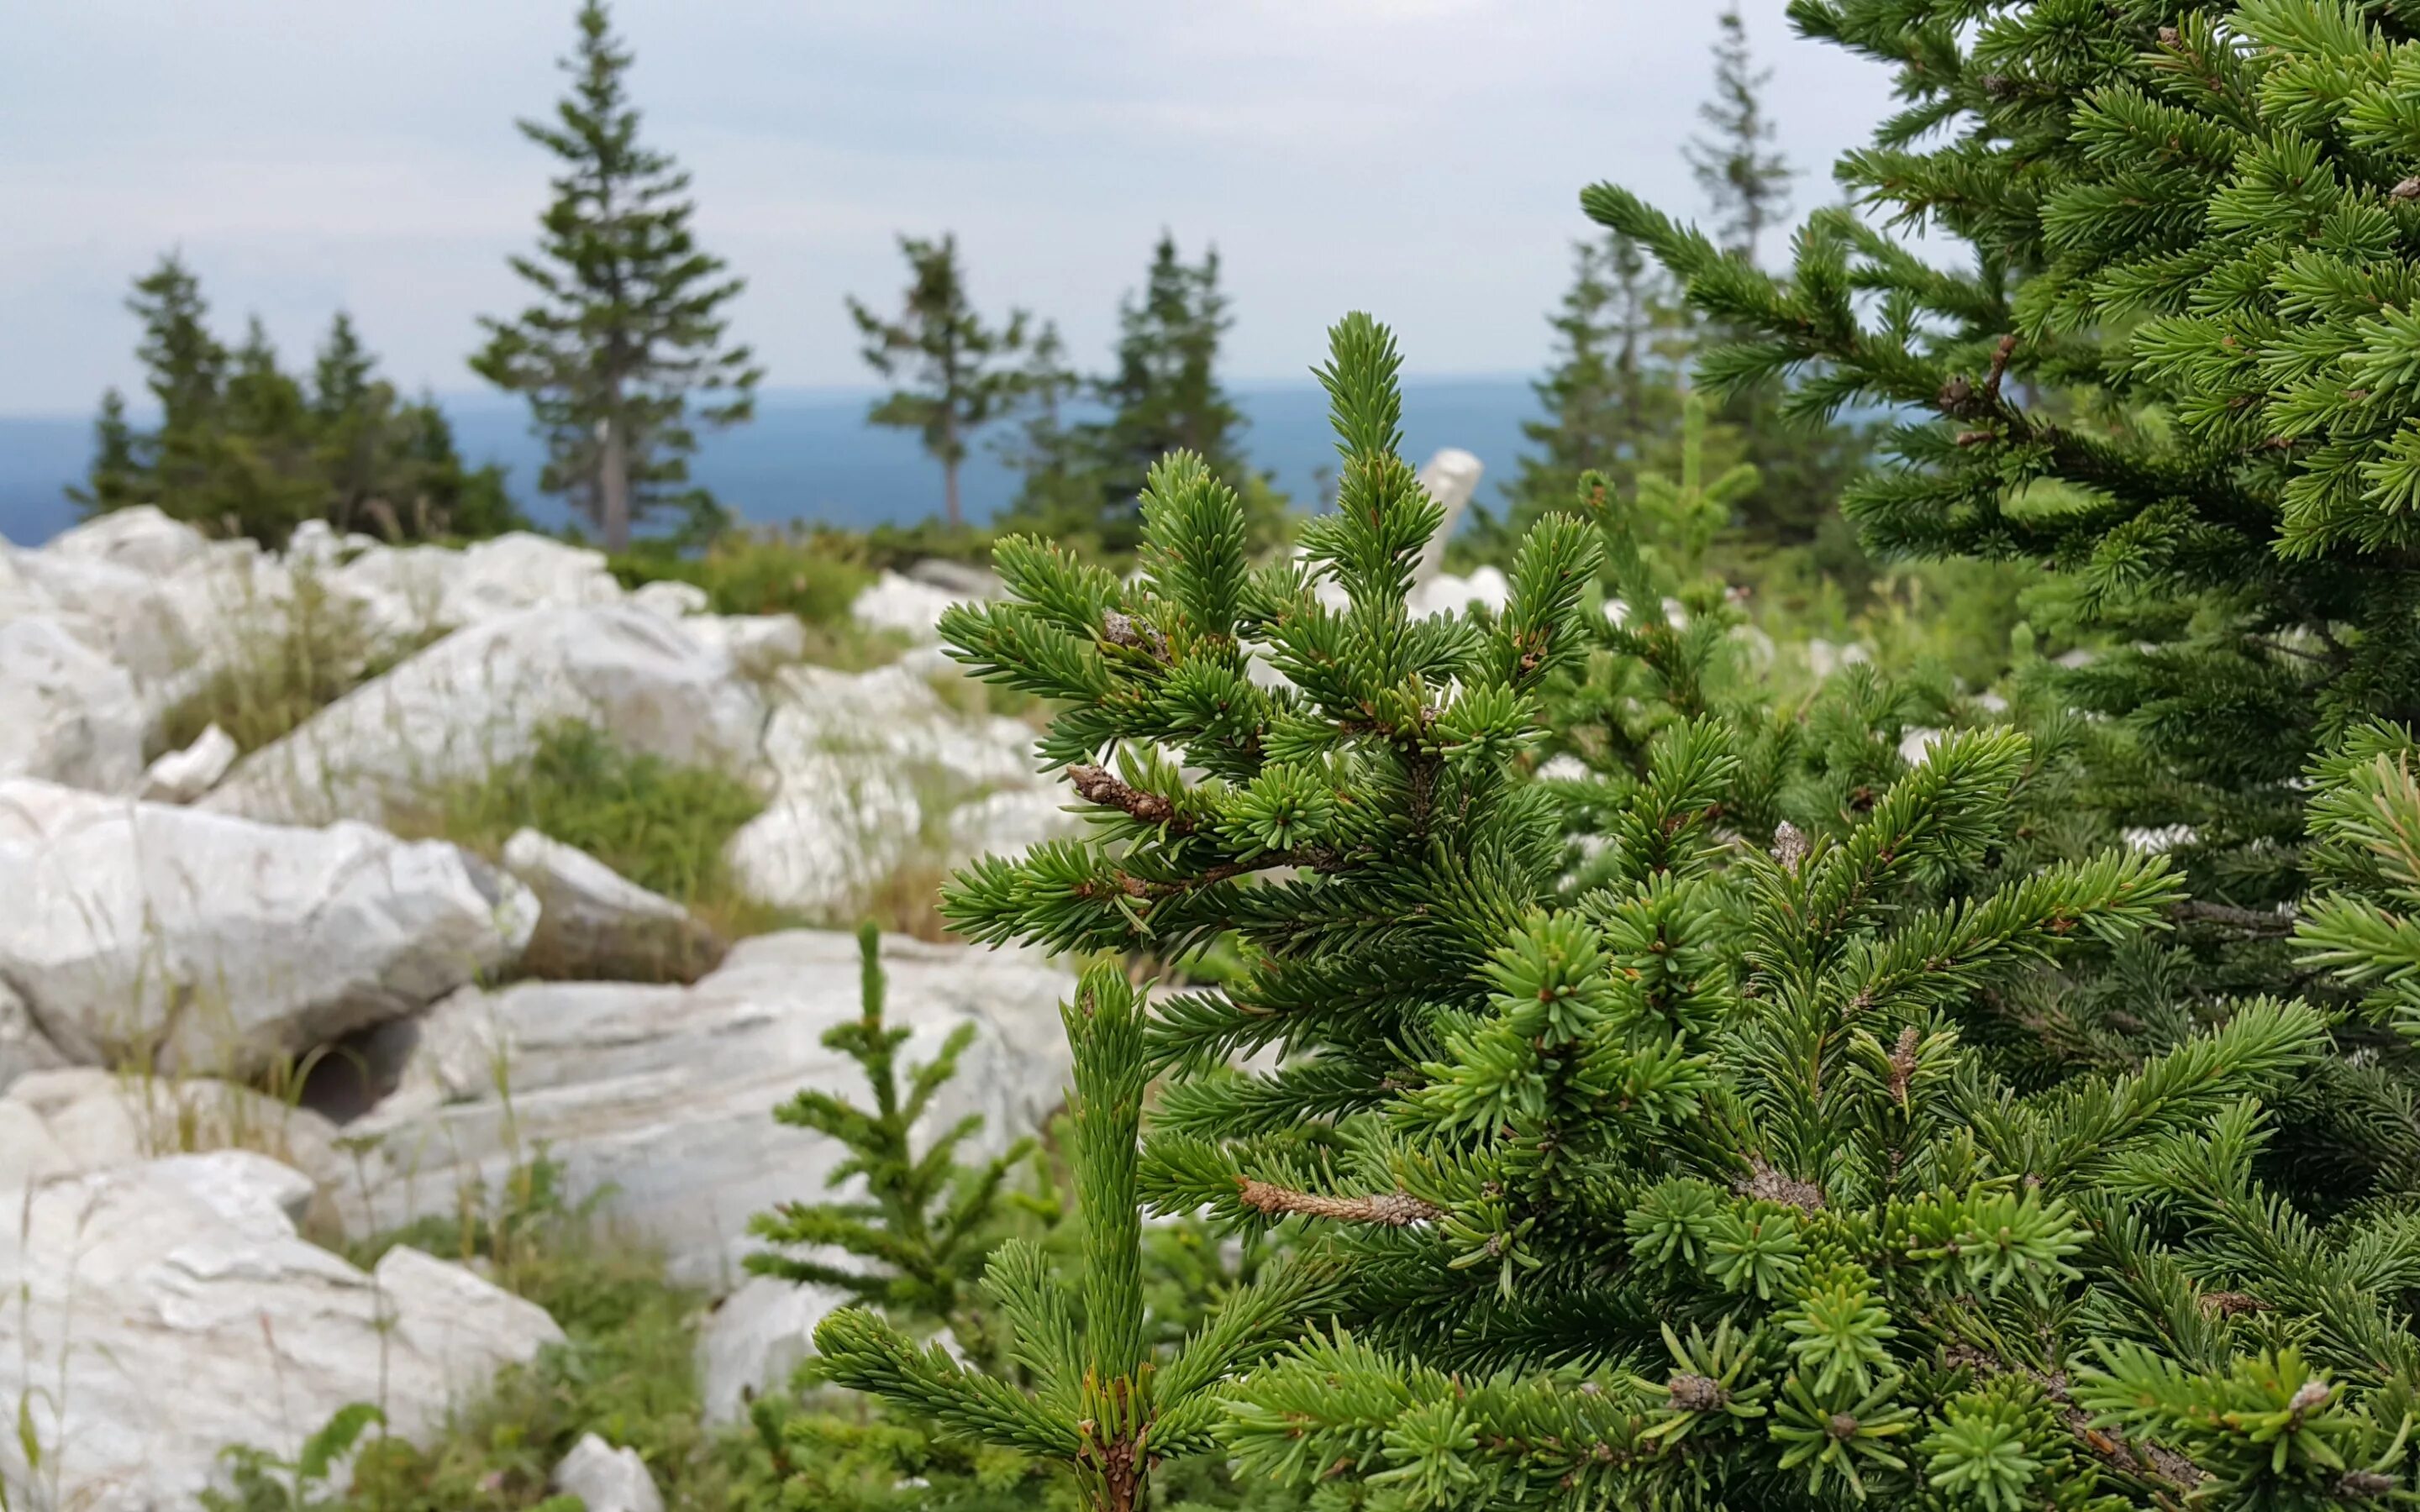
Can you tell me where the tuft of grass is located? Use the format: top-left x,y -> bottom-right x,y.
154,566 -> 435,759
322,1158 -> 732,1512
389,721 -> 786,944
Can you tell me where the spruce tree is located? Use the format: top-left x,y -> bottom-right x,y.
999,234 -> 1273,557
896,315 -> 2420,1508
814,963 -> 1329,1512
67,389 -> 142,517
308,312 -> 376,428
996,320 -> 1095,529
1685,4 -> 1792,266
1093,235 -> 1247,504
208,317 -> 324,540
849,234 -> 1030,528
748,923 -> 1034,1361
76,268 -> 517,543
471,0 -> 760,550
127,252 -> 225,519
1503,234 -> 1689,529
1588,0 -> 2420,1032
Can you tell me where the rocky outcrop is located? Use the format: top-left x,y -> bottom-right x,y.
348,929 -> 1073,1284
0,1151 -> 562,1512
203,603 -> 765,826
0,616 -> 145,791
502,827 -> 724,982
0,780 -> 534,1077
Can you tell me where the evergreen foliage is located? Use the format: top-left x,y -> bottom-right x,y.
1588,0 -> 2420,918
471,0 -> 760,550
748,923 -> 1035,1359
1496,234 -> 1691,535
814,963 -> 1333,1512
849,234 -> 1031,528
997,234 -> 1283,557
71,257 -> 515,543
1686,4 -> 1792,264
906,315 -> 2420,1508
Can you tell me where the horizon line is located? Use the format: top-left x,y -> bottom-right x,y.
0,370 -> 1542,424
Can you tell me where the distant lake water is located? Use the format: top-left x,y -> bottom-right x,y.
0,376 -> 1544,547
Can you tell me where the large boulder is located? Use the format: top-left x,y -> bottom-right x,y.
0,780 -> 535,1077
850,570 -> 960,643
15,530 -> 306,727
0,539 -> 55,624
40,506 -> 213,577
0,1151 -> 561,1511
502,827 -> 725,982
0,617 -> 145,792
727,661 -> 1043,916
328,532 -> 623,643
203,603 -> 765,826
348,930 -> 1073,1285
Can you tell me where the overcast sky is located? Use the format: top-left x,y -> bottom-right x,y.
0,1 -> 1902,415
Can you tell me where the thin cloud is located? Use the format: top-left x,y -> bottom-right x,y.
0,1 -> 1903,413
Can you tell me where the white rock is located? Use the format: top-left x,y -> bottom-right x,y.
630,578 -> 711,618
1807,638 -> 1874,680
282,519 -> 381,570
760,662 -> 1038,792
699,1273 -> 851,1425
728,755 -> 923,917
554,1433 -> 666,1512
139,722 -> 239,803
43,506 -> 212,577
0,979 -> 68,1094
944,786 -> 1081,867
1897,727 -> 1943,767
0,1152 -> 560,1512
0,617 -> 145,792
0,779 -> 536,1077
0,538 -> 56,624
850,570 -> 960,643
326,533 -> 623,644
1412,564 -> 1511,618
349,930 -> 1074,1285
1534,754 -> 1591,783
902,557 -> 1002,600
2123,823 -> 2197,854
1413,449 -> 1485,584
678,612 -> 808,676
502,827 -> 724,982
204,604 -> 765,826
11,551 -> 195,687
728,662 -> 1043,916
2,1067 -> 348,1191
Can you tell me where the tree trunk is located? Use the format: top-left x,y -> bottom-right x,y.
944,456 -> 963,528
600,412 -> 631,552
